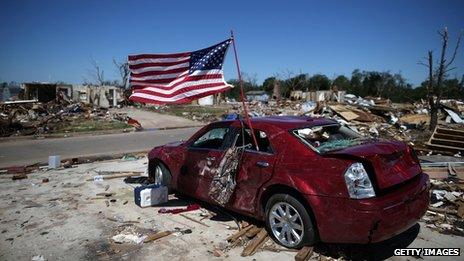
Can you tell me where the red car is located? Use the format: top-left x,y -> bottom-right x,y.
147,116 -> 429,248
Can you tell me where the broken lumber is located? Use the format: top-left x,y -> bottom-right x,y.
179,213 -> 210,227
295,246 -> 313,261
457,202 -> 464,218
227,225 -> 254,242
143,231 -> 172,243
241,228 -> 268,256
426,127 -> 464,153
245,226 -> 262,238
85,173 -> 138,181
428,207 -> 458,215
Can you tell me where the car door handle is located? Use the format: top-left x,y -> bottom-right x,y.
256,161 -> 269,168
206,157 -> 216,161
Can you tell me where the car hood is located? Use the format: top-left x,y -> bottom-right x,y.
326,140 -> 422,190
164,140 -> 185,147
148,140 -> 185,160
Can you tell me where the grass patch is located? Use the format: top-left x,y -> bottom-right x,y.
55,119 -> 131,133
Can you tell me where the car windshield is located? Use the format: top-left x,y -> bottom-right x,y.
293,124 -> 369,154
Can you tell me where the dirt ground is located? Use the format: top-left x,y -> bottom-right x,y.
0,158 -> 462,261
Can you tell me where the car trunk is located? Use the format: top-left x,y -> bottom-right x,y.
326,140 -> 422,190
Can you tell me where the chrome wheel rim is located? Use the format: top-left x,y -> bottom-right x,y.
269,202 -> 304,247
154,165 -> 163,185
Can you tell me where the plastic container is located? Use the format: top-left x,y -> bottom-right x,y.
48,155 -> 61,169
134,184 -> 168,208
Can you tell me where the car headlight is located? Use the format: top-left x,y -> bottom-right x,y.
344,162 -> 375,199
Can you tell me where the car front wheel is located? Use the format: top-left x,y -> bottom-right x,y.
149,161 -> 172,189
265,194 -> 316,248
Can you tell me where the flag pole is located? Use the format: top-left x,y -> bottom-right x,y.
230,30 -> 259,151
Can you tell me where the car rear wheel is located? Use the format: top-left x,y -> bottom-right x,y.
265,194 -> 316,248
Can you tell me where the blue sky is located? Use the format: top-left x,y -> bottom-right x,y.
0,0 -> 463,86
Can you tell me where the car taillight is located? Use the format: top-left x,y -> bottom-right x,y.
344,162 -> 376,199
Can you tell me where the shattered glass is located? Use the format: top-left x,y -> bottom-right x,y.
294,124 -> 371,153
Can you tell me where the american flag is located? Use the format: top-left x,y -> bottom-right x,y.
128,39 -> 233,104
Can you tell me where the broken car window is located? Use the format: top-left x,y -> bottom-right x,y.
293,124 -> 368,154
236,129 -> 273,153
191,127 -> 229,149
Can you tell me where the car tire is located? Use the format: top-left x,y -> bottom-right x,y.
265,193 -> 316,248
151,162 -> 172,189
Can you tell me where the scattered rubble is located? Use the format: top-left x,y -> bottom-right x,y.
423,177 -> 464,236
0,99 -> 136,137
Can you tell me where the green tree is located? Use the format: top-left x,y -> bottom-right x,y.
333,75 -> 350,90
262,77 -> 277,94
309,74 -> 331,90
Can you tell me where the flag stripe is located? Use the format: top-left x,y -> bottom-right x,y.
128,52 -> 190,60
130,71 -> 188,81
129,62 -> 189,74
132,82 -> 230,98
128,56 -> 189,66
130,73 -> 224,89
132,78 -> 227,95
130,85 -> 231,104
129,60 -> 189,70
130,67 -> 189,78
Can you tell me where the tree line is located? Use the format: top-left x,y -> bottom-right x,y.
226,70 -> 464,103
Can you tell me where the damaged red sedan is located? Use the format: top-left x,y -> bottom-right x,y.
147,116 -> 429,248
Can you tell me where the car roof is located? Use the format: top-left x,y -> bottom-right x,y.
216,115 -> 338,130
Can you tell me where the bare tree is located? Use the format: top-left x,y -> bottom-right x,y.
420,27 -> 462,130
113,58 -> 130,89
241,71 -> 258,87
281,69 -> 306,97
87,56 -> 105,86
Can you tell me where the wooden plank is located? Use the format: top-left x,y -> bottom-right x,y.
227,225 -> 254,242
430,138 -> 464,148
240,221 -> 250,229
143,231 -> 172,243
428,207 -> 457,215
179,213 -> 210,227
241,228 -> 268,256
434,133 -> 464,142
85,173 -> 138,181
436,127 -> 464,136
295,246 -> 314,261
245,226 -> 262,238
425,143 -> 464,152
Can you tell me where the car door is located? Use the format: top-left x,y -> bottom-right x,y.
230,127 -> 276,214
178,124 -> 233,200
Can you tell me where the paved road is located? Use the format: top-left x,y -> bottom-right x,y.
0,127 -> 199,168
110,107 -> 203,129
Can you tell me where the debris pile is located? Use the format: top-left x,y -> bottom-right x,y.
424,177 -> 464,236
0,99 -> 135,137
222,94 -> 463,155
421,160 -> 464,236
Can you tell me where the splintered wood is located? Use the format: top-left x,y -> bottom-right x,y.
143,231 -> 172,243
227,225 -> 253,243
226,223 -> 314,259
295,246 -> 313,261
241,228 -> 269,256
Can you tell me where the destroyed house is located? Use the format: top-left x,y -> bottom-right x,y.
246,90 -> 269,102
21,82 -> 73,102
